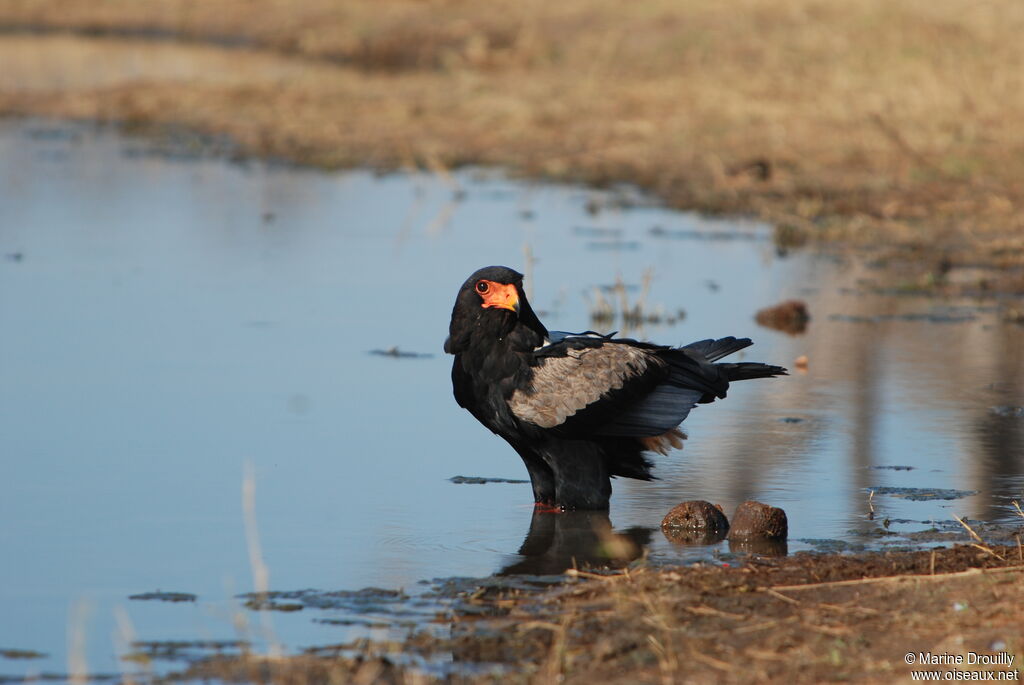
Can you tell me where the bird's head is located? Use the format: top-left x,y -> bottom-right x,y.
445,265 -> 547,354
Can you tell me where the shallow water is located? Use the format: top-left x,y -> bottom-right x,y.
1,121 -> 1022,680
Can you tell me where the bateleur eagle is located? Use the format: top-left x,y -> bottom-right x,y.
445,265 -> 787,510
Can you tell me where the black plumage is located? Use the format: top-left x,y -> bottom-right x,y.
445,265 -> 787,510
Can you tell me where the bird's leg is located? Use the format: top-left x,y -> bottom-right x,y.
544,443 -> 612,510
510,443 -> 557,506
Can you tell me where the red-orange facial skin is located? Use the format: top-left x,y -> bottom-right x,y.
475,279 -> 520,312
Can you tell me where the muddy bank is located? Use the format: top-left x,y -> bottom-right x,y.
1,0 -> 1023,291
139,543 -> 1024,684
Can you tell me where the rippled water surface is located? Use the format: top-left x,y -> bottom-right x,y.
1,121 -> 1022,679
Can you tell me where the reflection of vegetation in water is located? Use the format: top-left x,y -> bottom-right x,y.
586,269 -> 685,333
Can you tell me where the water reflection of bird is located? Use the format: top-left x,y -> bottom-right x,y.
445,265 -> 787,510
499,510 -> 651,576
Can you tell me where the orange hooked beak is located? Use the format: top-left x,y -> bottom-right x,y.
477,280 -> 520,313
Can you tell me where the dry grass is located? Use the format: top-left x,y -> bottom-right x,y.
145,544 -> 1024,684
1,0 -> 1023,275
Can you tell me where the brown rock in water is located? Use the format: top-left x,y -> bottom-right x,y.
727,500 -> 788,541
755,299 -> 810,335
661,500 -> 730,544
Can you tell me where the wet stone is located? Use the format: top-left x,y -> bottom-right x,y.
755,299 -> 810,335
661,500 -> 729,544
727,501 -> 788,541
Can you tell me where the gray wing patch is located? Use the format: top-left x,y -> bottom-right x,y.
509,345 -> 657,428
595,384 -> 703,436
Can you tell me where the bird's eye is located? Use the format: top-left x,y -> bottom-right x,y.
476,280 -> 489,294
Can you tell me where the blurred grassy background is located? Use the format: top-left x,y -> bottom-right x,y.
1,0 -> 1022,272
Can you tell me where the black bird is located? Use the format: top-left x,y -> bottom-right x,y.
445,266 -> 787,510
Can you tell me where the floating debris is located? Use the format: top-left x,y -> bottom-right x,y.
314,618 -> 396,629
755,299 -> 810,335
778,417 -> 805,424
585,240 -> 641,250
128,640 -> 249,663
0,648 -> 47,660
869,465 -> 915,471
649,225 -> 761,241
369,347 -> 432,359
242,597 -> 304,612
128,591 -> 197,603
449,475 -> 529,485
423,574 -> 570,600
797,539 -> 866,554
237,588 -> 409,614
868,486 -> 978,501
